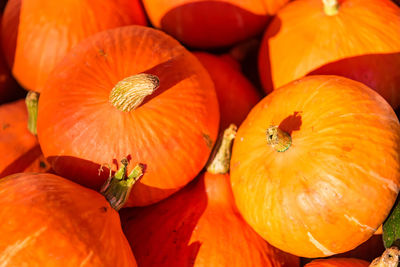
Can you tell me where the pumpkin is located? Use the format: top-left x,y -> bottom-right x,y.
258,0 -> 400,109
0,171 -> 140,266
305,258 -> 369,267
120,125 -> 300,267
230,75 -> 400,258
2,0 -> 147,93
37,26 -> 219,207
193,52 -> 261,129
141,0 -> 290,48
0,99 -> 49,178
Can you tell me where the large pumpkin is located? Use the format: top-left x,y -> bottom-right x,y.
258,0 -> 400,109
37,26 -> 219,207
0,172 -> 137,266
305,258 -> 369,267
194,52 -> 261,129
2,0 -> 147,93
120,125 -> 299,267
230,75 -> 400,257
0,99 -> 49,178
142,0 -> 290,48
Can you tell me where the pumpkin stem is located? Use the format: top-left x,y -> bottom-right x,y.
322,0 -> 339,16
100,159 -> 144,211
207,124 -> 237,174
25,91 -> 39,135
266,126 -> 292,152
109,73 -> 159,112
370,247 -> 400,267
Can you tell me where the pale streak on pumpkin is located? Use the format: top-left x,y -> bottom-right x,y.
0,227 -> 47,266
307,232 -> 334,256
79,250 -> 94,267
344,214 -> 376,232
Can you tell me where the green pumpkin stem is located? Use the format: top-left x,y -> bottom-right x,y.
25,91 -> 39,135
266,126 -> 292,152
100,159 -> 144,211
370,247 -> 400,267
322,0 -> 339,16
207,124 -> 237,175
109,73 -> 159,112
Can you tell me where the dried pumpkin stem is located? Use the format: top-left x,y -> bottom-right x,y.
109,73 -> 159,112
207,124 -> 237,174
370,247 -> 400,267
322,0 -> 339,16
266,126 -> 292,152
100,159 -> 144,211
25,91 -> 39,135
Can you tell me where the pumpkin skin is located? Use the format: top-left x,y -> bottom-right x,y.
142,0 -> 289,48
0,173 -> 136,266
230,75 -> 400,257
259,0 -> 400,109
194,52 -> 261,129
2,0 -> 147,93
305,258 -> 369,267
37,26 -> 219,207
0,99 -> 49,178
120,171 -> 299,267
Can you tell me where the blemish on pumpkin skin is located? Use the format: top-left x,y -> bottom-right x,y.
100,206 -> 108,213
202,133 -> 213,149
2,123 -> 10,130
98,49 -> 107,57
342,145 -> 353,152
39,161 -> 47,169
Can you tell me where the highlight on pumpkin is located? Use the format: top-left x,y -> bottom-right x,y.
109,73 -> 160,112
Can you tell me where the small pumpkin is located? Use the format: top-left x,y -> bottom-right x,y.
259,0 -> 400,109
142,0 -> 290,48
0,99 -> 49,178
305,258 -> 369,267
194,52 -> 261,129
37,26 -> 219,207
120,125 -> 300,267
2,0 -> 147,93
230,75 -> 400,257
0,169 -> 142,265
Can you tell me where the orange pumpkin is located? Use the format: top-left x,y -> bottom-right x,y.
230,75 -> 400,257
120,125 -> 299,267
194,52 -> 261,129
305,258 -> 369,267
0,172 -> 137,266
259,0 -> 400,109
37,26 -> 219,207
0,99 -> 49,178
2,0 -> 147,92
142,0 -> 289,48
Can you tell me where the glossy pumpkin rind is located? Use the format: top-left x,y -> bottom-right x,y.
259,0 -> 400,109
305,258 -> 369,267
2,0 -> 147,92
0,173 -> 136,266
37,26 -> 219,207
0,99 -> 49,178
142,0 -> 289,48
194,52 -> 261,129
230,75 -> 400,257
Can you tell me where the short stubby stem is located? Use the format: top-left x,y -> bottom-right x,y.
100,159 -> 144,211
109,73 -> 159,112
26,91 -> 39,135
322,0 -> 339,16
207,124 -> 237,174
370,247 -> 400,267
266,126 -> 292,152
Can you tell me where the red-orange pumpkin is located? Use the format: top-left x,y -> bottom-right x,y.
194,52 -> 261,129
0,99 -> 49,178
230,75 -> 400,257
0,173 -> 136,266
37,26 -> 219,207
259,0 -> 400,109
305,258 -> 369,267
2,0 -> 147,92
120,125 -> 299,267
142,0 -> 290,48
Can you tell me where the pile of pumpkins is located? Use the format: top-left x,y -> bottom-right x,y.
1,0 -> 400,266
